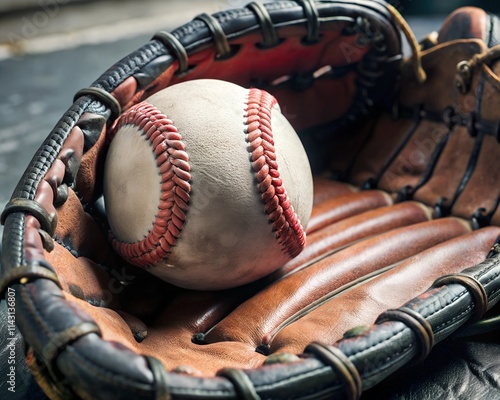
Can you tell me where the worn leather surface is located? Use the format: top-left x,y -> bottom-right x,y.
342,6 -> 500,224
2,2 -> 500,399
34,179 -> 499,379
347,7 -> 500,398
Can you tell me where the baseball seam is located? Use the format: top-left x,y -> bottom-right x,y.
109,102 -> 191,267
244,88 -> 306,258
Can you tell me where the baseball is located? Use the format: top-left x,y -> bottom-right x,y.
103,79 -> 313,290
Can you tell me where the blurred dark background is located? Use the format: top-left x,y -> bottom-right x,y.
397,0 -> 500,15
1,0 -> 500,17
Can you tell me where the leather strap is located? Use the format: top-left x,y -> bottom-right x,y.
44,322 -> 101,379
0,263 -> 61,296
152,31 -> 189,73
1,198 -> 57,236
247,2 -> 280,48
296,0 -> 320,43
433,273 -> 488,322
305,342 -> 362,400
73,87 -> 121,121
376,307 -> 434,365
145,356 -> 171,400
195,13 -> 231,58
218,368 -> 261,400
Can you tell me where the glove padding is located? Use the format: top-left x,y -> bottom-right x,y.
2,2 -> 500,400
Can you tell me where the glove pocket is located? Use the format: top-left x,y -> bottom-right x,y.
269,225 -> 500,356
196,215 -> 472,355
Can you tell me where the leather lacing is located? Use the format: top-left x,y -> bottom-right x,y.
386,4 -> 426,84
472,204 -> 499,229
433,273 -> 488,322
145,356 -> 171,400
196,13 -> 232,58
74,87 -> 121,121
296,0 -> 320,43
361,40 -> 500,221
247,1 -> 280,48
305,342 -> 362,400
218,368 -> 261,400
375,307 -> 435,365
436,254 -> 500,338
151,31 -> 189,74
455,44 -> 500,94
0,262 -> 61,297
336,4 -> 427,131
43,322 -> 102,380
1,198 -> 57,237
143,1 -> 421,135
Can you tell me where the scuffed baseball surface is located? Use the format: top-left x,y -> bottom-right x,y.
103,79 -> 313,290
103,124 -> 162,243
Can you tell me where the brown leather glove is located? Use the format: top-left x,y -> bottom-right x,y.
1,2 -> 500,399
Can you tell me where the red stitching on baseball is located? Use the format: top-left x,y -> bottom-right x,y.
109,102 -> 191,267
245,89 -> 306,258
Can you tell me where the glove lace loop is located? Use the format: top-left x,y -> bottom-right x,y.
386,4 -> 426,84
456,44 -> 500,94
196,13 -> 231,58
376,307 -> 434,365
218,368 -> 261,400
247,2 -> 280,48
152,31 -> 189,74
433,273 -> 488,322
296,0 -> 320,43
43,322 -> 102,380
1,198 -> 57,237
145,356 -> 171,400
73,87 -> 121,121
0,262 -> 61,297
305,342 -> 362,400
468,43 -> 500,69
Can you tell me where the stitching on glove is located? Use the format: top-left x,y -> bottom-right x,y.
43,322 -> 101,380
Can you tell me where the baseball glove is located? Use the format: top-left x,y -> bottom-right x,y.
1,1 -> 500,399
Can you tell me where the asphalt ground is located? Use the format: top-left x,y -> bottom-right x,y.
0,1 -> 443,242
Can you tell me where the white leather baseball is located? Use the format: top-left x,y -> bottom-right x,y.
103,79 -> 313,290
